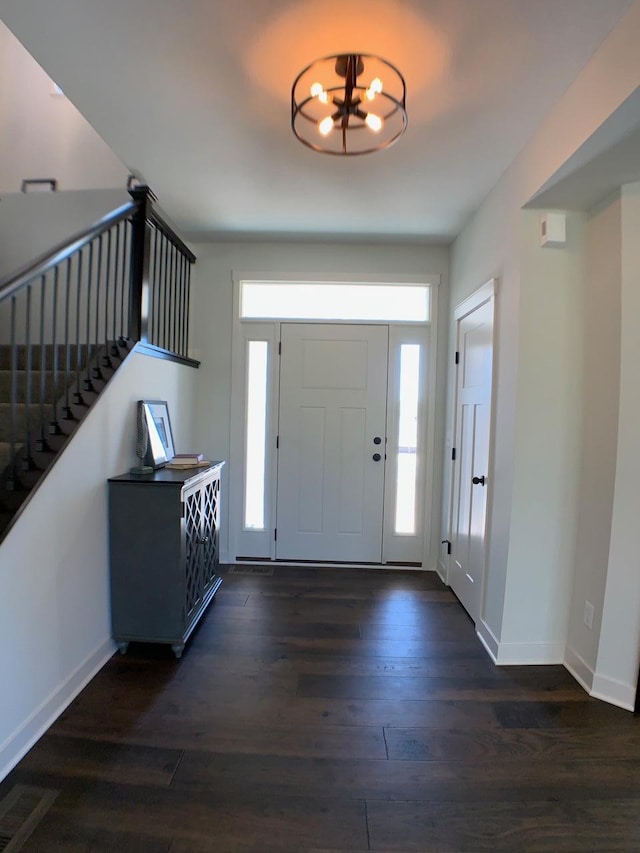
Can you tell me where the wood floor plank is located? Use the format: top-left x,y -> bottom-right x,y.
22,820 -> 172,853
360,620 -> 484,641
210,590 -> 249,607
17,734 -> 183,787
12,781 -> 369,852
202,604 -> 475,635
55,694 -> 503,732
491,699 -> 637,728
170,751 -> 640,803
189,632 -> 488,660
247,587 -> 456,603
236,597 -> 464,624
366,798 -> 640,851
51,715 -> 387,759
68,666 -> 298,715
112,644 -> 509,680
220,564 -> 446,591
297,672 -> 585,702
197,615 -> 363,640
385,725 -> 640,761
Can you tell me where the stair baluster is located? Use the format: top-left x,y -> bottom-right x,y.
36,274 -> 49,452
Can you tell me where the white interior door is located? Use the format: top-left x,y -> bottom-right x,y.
450,287 -> 494,622
276,323 -> 388,562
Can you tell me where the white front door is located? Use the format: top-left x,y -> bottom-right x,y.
275,323 -> 388,562
449,285 -> 494,622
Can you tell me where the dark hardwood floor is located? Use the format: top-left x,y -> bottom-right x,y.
3,566 -> 639,852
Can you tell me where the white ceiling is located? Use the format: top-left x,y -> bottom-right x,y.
0,0 -> 635,241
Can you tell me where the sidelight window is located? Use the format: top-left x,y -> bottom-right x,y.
244,340 -> 269,529
394,344 -> 420,535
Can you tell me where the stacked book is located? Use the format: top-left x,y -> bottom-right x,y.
165,453 -> 210,470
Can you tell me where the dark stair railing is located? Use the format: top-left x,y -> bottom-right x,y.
0,185 -> 197,538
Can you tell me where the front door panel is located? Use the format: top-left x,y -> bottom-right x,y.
276,323 -> 388,562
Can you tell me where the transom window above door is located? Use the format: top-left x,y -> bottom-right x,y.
239,280 -> 431,323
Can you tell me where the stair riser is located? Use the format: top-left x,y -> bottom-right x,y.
0,371 -> 66,402
0,404 -> 59,443
0,344 -> 85,371
0,446 -> 12,471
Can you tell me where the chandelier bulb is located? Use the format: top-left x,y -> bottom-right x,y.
364,77 -> 383,101
318,116 -> 335,136
310,82 -> 329,103
365,112 -> 383,132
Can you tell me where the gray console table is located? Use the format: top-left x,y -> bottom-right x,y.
108,461 -> 224,658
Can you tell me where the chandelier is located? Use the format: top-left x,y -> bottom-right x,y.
291,53 -> 407,156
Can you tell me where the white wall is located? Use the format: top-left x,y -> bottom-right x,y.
0,350 -> 198,780
0,188 -> 131,280
565,193 -> 621,687
593,181 -> 640,710
449,0 -> 640,674
0,19 -> 128,194
498,210 -> 586,663
188,240 -> 450,564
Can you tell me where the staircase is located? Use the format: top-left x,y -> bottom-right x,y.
0,186 -> 198,542
0,341 -> 132,536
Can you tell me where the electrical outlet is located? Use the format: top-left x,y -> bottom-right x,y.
584,601 -> 595,630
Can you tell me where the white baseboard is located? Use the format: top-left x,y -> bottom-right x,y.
0,637 -> 115,782
227,559 -> 432,572
476,623 -> 565,666
476,619 -> 499,663
591,671 -> 637,712
563,645 -> 595,694
494,640 -> 565,665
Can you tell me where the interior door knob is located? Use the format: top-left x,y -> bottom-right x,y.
472,475 -> 486,486
373,436 -> 382,445
372,453 -> 382,462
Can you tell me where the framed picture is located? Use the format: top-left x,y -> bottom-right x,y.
141,399 -> 175,461
137,402 -> 167,470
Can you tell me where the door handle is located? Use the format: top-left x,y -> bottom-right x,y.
373,436 -> 382,445
472,476 -> 486,486
372,453 -> 382,462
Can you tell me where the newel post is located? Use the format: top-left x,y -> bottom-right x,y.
128,185 -> 156,343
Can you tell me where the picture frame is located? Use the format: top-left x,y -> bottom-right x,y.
141,399 -> 175,462
137,402 -> 167,470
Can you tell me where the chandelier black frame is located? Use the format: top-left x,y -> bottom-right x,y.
291,53 -> 407,156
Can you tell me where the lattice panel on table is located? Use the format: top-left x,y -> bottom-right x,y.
183,486 -> 204,618
201,478 -> 220,587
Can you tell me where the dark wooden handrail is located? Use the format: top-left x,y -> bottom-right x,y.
151,210 -> 196,263
0,200 -> 137,302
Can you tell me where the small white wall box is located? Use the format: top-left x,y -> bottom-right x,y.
539,212 -> 566,248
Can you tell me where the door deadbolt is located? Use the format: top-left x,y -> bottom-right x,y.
373,436 -> 382,445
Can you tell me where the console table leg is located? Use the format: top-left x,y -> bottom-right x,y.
117,641 -> 129,655
172,643 -> 185,659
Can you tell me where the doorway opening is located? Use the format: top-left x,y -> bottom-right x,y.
229,276 -> 439,567
446,278 -> 496,625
